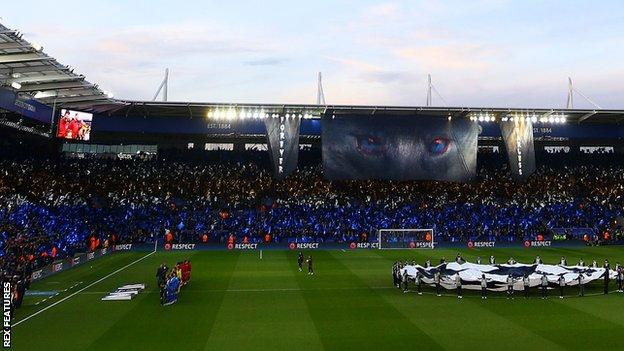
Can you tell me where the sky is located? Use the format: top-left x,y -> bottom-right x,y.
1,0 -> 623,108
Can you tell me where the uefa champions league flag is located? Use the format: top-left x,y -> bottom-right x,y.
265,114 -> 301,179
500,118 -> 536,181
401,262 -> 616,292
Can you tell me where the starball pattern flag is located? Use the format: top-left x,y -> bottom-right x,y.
401,262 -> 616,292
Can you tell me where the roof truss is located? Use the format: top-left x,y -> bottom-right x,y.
0,22 -> 115,108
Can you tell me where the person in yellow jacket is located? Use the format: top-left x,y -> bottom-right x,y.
175,264 -> 183,292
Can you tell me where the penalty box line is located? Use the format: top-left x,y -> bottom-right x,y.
13,250 -> 156,327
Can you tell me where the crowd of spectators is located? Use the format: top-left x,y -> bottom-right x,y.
1,142 -> 623,279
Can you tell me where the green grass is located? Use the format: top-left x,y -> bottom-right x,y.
11,247 -> 624,351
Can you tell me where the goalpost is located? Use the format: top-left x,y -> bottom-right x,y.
377,229 -> 435,249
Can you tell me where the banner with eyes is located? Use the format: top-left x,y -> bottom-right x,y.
321,114 -> 479,182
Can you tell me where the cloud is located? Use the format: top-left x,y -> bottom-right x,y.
93,23 -> 265,60
396,43 -> 503,71
363,2 -> 400,18
323,56 -> 382,71
243,58 -> 289,66
322,55 -> 416,85
21,21 -> 282,100
359,70 -> 419,84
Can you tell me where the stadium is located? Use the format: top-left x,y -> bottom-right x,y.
2,3 -> 624,351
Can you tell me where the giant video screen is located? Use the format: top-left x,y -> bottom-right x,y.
57,109 -> 93,141
322,114 -> 479,182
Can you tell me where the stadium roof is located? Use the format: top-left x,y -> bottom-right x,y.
0,23 -> 114,108
88,100 -> 624,124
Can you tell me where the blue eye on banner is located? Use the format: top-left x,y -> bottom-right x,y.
355,134 -> 388,156
322,115 -> 478,182
428,137 -> 451,156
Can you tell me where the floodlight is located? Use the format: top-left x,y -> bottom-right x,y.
31,42 -> 43,51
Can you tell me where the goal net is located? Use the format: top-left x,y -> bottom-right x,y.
377,229 -> 434,249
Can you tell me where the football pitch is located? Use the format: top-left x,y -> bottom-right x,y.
12,247 -> 624,351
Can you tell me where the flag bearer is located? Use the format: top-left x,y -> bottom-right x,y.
455,273 -> 462,299
541,273 -> 549,299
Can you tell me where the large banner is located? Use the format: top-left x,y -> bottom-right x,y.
500,119 -> 536,181
322,115 -> 478,181
265,115 -> 301,179
401,262 -> 616,292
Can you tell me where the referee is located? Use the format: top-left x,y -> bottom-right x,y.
297,252 -> 304,271
306,255 -> 314,275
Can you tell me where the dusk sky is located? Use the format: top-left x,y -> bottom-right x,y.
2,0 -> 623,108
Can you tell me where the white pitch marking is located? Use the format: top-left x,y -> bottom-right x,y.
78,286 -> 396,294
14,250 -> 156,327
74,287 -> 621,298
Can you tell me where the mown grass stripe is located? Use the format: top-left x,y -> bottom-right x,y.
87,251 -> 240,351
14,251 -> 155,327
478,297 -> 623,350
295,250 -> 444,350
204,250 -> 325,351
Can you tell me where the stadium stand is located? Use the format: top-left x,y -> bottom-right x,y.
2,136 -> 623,273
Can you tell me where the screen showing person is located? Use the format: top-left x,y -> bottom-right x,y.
57,109 -> 93,141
